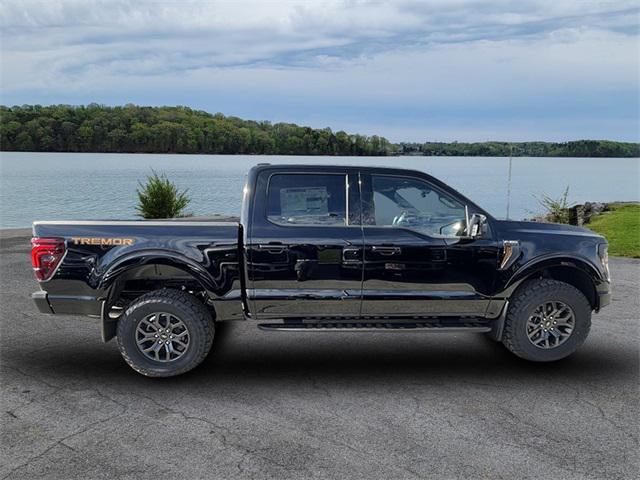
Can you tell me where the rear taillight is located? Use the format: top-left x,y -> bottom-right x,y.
31,237 -> 66,281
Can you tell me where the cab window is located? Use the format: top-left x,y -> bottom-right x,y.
369,175 -> 466,237
267,174 -> 347,226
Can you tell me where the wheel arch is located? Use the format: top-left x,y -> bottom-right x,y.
99,251 -> 218,293
99,253 -> 219,342
504,256 -> 600,310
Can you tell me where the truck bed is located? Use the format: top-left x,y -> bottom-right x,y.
32,220 -> 241,318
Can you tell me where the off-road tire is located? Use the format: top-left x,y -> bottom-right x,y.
502,279 -> 591,362
116,289 -> 214,377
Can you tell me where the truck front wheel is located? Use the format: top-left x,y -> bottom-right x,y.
116,289 -> 215,377
502,279 -> 591,362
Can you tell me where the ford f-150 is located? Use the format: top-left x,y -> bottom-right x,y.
30,164 -> 612,377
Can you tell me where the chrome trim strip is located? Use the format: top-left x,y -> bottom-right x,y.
261,312 -> 489,319
345,174 -> 350,226
258,325 -> 492,333
499,240 -> 520,270
249,288 -> 358,299
361,289 -> 481,298
47,294 -> 100,301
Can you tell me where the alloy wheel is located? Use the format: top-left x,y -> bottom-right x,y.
526,301 -> 575,349
135,312 -> 190,362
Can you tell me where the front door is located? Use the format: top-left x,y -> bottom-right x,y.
247,170 -> 364,319
360,173 -> 494,317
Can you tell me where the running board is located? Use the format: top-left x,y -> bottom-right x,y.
257,321 -> 491,333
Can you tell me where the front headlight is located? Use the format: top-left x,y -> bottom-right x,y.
598,243 -> 611,282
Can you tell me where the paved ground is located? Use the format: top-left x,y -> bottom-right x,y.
1,229 -> 638,479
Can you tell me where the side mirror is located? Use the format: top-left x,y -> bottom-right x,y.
465,207 -> 487,239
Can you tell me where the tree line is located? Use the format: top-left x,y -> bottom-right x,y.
1,104 -> 638,157
396,140 -> 639,158
0,104 -> 392,156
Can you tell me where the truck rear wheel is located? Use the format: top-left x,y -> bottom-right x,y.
116,289 -> 214,377
502,279 -> 591,362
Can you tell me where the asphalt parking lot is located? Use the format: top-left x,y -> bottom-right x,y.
1,229 -> 638,479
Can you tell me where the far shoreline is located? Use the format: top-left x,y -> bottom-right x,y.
3,105 -> 639,158
1,151 -> 639,159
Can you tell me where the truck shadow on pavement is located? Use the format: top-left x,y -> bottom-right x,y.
4,321 -> 634,390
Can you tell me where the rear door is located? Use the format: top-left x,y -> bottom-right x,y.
247,169 -> 364,319
360,173 -> 493,317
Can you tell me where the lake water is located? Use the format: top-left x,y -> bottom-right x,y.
0,152 -> 638,228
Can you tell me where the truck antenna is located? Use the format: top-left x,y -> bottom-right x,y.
506,145 -> 513,220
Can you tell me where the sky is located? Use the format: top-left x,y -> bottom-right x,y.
1,0 -> 639,142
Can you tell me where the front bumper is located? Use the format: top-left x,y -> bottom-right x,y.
597,281 -> 612,310
598,291 -> 612,309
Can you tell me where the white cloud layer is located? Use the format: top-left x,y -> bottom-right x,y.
1,0 -> 638,141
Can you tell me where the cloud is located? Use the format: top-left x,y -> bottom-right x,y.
1,0 -> 638,141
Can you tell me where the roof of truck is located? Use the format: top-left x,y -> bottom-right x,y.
248,163 -> 426,176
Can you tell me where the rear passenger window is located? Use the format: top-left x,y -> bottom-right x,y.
267,174 -> 347,226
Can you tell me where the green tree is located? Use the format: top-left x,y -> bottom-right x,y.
136,170 -> 191,219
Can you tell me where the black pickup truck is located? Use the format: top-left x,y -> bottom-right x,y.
30,164 -> 611,377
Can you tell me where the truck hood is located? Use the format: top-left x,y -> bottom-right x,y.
495,219 -> 605,240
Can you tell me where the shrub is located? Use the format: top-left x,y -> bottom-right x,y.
536,185 -> 570,224
136,170 -> 191,219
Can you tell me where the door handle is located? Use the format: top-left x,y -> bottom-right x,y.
257,244 -> 287,254
342,246 -> 362,262
372,246 -> 401,255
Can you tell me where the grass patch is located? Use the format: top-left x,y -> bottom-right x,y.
587,204 -> 640,258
